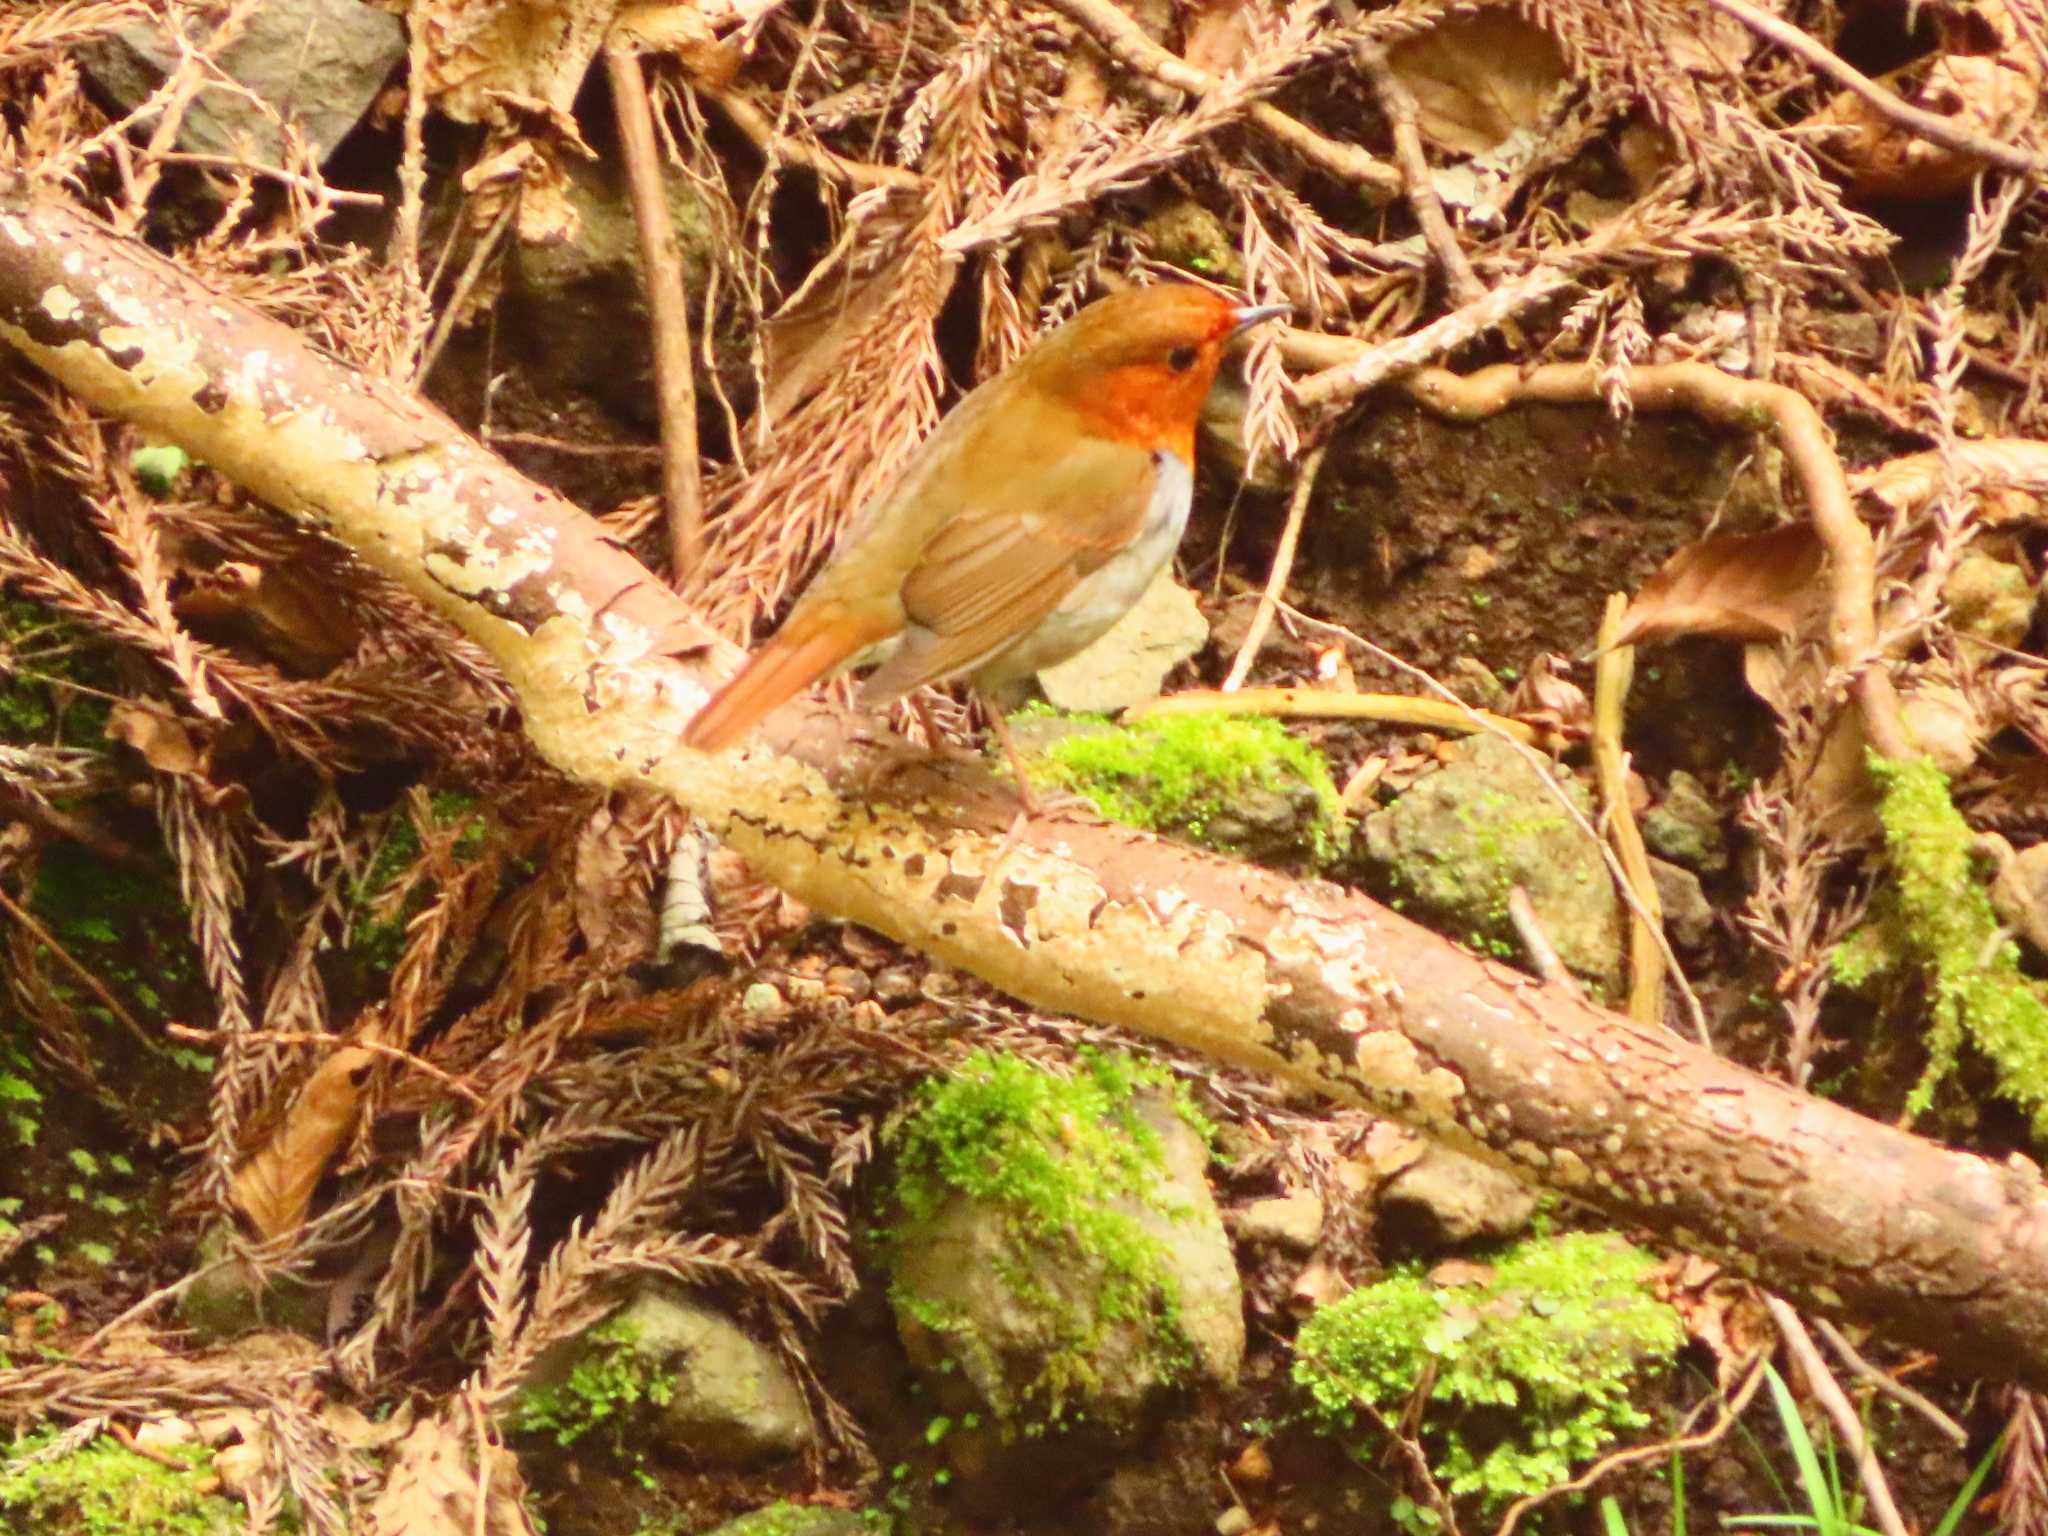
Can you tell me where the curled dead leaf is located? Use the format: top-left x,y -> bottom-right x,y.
1387,9 -> 1568,157
1611,523 -> 1827,648
1506,652 -> 1590,737
365,1413 -> 534,1536
174,560 -> 360,676
1807,50 -> 2039,201
107,701 -> 204,777
1426,1258 -> 1496,1289
1183,0 -> 1256,75
230,1046 -> 377,1242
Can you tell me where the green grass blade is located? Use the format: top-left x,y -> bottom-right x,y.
1762,1365 -> 1840,1536
1929,1433 -> 2002,1536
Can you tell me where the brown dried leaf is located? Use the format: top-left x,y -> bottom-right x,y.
1427,1258 -> 1496,1289
174,560 -> 360,676
1612,523 -> 1827,648
1183,0 -> 1255,75
1386,9 -> 1568,157
1506,652 -> 1590,735
106,701 -> 203,777
230,1046 -> 376,1242
1807,51 -> 2040,201
412,0 -> 614,128
364,1414 -> 534,1536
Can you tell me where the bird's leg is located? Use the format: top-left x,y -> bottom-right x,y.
982,702 -> 1043,819
852,691 -> 982,797
977,693 -> 1095,821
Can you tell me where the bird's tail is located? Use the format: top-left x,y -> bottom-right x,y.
683,606 -> 891,752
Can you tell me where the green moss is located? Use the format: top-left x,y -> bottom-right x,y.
0,1429 -> 242,1534
509,1318 -> 675,1448
1832,754 -> 2048,1137
129,444 -> 190,497
0,596 -> 115,748
709,1503 -> 877,1536
886,1050 -> 1212,1426
346,791 -> 487,969
1025,709 -> 1345,866
1294,1231 -> 1682,1524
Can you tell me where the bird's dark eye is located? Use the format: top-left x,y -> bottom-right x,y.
1168,345 -> 1198,372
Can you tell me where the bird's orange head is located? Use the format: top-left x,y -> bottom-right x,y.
1019,285 -> 1289,462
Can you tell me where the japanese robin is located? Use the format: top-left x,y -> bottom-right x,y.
683,284 -> 1289,801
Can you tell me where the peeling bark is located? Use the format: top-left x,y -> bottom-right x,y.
3,187 -> 2046,1385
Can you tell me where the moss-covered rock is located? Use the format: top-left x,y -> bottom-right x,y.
1360,735 -> 1620,986
884,1050 -> 1242,1438
698,1503 -> 874,1536
1022,709 -> 1344,870
510,1284 -> 814,1465
1834,753 -> 2048,1137
0,1426 -> 240,1535
1640,769 -> 1727,873
1294,1230 -> 1682,1526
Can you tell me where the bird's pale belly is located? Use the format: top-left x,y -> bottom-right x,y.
971,448 -> 1194,694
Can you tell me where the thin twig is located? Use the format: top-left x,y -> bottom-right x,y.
413,195 -> 517,391
1355,1396 -> 1465,1536
705,86 -> 922,192
1343,10 -> 1484,306
1707,0 -> 2047,176
485,430 -> 663,459
1507,886 -> 1584,997
0,880 -> 157,1055
152,153 -> 387,206
1036,0 -> 1404,201
607,37 -> 706,582
390,10 -> 432,378
1494,1354 -> 1769,1536
1814,1318 -> 1969,1448
1293,262 -> 1582,408
1223,444 -> 1326,690
1766,1296 -> 1913,1536
0,782 -> 136,863
1593,594 -> 1672,1031
1127,686 -> 1548,746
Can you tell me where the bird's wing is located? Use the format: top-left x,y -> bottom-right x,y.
856,432 -> 1160,700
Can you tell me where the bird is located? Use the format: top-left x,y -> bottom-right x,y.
683,284 -> 1290,806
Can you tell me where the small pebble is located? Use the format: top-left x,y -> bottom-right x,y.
742,982 -> 784,1015
1216,1507 -> 1254,1536
874,967 -> 919,1002
825,965 -> 871,1001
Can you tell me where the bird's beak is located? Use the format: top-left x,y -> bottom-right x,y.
1229,303 -> 1291,335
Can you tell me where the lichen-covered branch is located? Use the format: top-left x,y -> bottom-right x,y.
6,188 -> 2048,1387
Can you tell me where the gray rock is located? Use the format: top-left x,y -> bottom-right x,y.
518,1283 -> 813,1464
699,1504 -> 872,1536
1039,572 -> 1209,714
82,0 -> 404,170
1945,551 -> 2037,650
1648,857 -> 1715,950
1233,1191 -> 1326,1253
1993,839 -> 2048,958
891,1093 -> 1243,1435
1641,770 -> 1727,873
1378,1142 -> 1536,1245
181,1226 -> 326,1341
503,152 -> 721,423
1361,735 -> 1621,985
